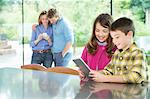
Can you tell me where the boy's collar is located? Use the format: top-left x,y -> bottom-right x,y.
122,40 -> 134,51
119,49 -> 123,52
126,42 -> 137,52
117,42 -> 136,53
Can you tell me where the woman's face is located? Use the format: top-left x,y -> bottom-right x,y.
95,22 -> 109,42
40,14 -> 49,26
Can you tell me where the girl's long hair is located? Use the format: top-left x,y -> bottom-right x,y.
86,13 -> 115,57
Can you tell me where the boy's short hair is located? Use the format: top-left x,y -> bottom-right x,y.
47,8 -> 59,18
111,17 -> 135,37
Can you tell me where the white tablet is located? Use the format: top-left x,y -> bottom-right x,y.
73,58 -> 91,78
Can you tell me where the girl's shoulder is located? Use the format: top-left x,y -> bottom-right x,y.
83,46 -> 88,52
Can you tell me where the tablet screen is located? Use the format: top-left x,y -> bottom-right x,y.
73,58 -> 91,78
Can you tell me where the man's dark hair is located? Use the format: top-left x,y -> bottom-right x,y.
47,8 -> 59,18
111,17 -> 135,37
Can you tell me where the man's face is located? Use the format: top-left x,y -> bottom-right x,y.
110,30 -> 130,50
48,17 -> 58,24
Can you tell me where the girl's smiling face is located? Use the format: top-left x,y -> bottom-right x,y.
95,22 -> 109,42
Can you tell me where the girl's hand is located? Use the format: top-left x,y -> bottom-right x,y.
77,69 -> 85,80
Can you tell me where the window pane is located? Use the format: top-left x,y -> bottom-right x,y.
0,0 -> 23,67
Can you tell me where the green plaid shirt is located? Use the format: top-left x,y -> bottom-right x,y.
102,43 -> 149,83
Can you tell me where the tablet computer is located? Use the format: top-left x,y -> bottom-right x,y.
73,58 -> 91,78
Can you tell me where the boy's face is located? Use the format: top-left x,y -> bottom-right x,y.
110,30 -> 131,50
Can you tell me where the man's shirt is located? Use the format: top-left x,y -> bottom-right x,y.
52,17 -> 73,53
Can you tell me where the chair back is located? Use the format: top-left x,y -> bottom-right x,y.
21,64 -> 79,75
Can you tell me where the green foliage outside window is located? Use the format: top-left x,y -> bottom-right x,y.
0,0 -> 150,47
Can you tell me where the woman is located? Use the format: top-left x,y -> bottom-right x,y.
30,10 -> 53,68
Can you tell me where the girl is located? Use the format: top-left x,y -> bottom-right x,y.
30,10 -> 53,68
80,13 -> 116,79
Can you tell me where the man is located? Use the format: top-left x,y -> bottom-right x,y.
47,8 -> 74,66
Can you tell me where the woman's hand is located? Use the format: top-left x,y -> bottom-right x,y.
37,34 -> 43,41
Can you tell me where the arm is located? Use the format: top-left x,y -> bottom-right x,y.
34,34 -> 43,45
30,30 -> 37,47
122,50 -> 146,83
30,26 -> 43,47
62,20 -> 73,57
89,70 -> 124,83
89,55 -> 125,83
32,24 -> 37,31
62,41 -> 72,57
90,50 -> 146,83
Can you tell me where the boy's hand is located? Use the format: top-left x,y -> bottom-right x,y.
32,24 -> 37,31
89,70 -> 105,82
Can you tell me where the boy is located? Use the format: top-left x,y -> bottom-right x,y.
89,17 -> 149,83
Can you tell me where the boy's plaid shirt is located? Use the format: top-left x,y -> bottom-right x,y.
102,43 -> 149,83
